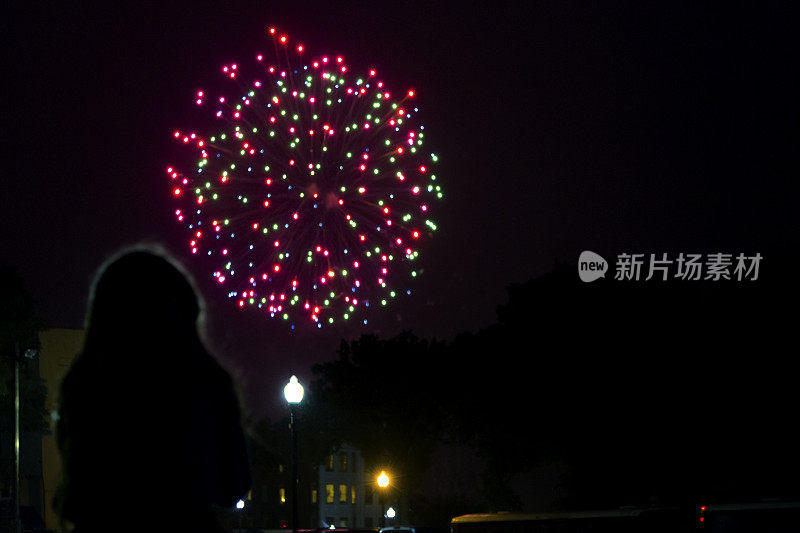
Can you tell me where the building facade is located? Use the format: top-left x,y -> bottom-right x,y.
315,443 -> 387,529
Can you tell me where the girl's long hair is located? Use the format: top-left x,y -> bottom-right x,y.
80,243 -> 207,366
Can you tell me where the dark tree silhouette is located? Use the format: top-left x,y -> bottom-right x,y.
311,332 -> 448,494
257,251 -> 799,525
454,252 -> 800,509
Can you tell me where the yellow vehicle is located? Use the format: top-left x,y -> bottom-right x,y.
452,502 -> 800,533
451,508 -> 680,533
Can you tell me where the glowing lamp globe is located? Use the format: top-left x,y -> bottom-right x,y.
377,471 -> 390,488
284,375 -> 304,404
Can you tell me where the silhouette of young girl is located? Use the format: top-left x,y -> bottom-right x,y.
56,246 -> 250,532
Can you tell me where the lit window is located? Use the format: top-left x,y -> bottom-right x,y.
312,489 -> 318,503
279,464 -> 285,473
327,454 -> 334,471
351,486 -> 356,504
339,484 -> 347,503
339,452 -> 348,471
279,488 -> 286,503
326,484 -> 334,503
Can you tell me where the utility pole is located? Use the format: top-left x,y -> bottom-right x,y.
11,342 -> 38,533
13,341 -> 21,533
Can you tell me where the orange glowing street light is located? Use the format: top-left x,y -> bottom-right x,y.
376,470 -> 391,526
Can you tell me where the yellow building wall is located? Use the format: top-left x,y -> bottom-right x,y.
38,328 -> 84,530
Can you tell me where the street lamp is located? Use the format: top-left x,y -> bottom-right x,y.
236,499 -> 245,533
12,343 -> 38,533
284,376 -> 304,533
376,470 -> 390,527
377,471 -> 390,488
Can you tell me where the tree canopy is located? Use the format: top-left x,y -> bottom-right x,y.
247,255 -> 799,524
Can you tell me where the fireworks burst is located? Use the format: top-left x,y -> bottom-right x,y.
167,27 -> 442,328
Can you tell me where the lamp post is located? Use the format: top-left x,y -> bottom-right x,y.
13,342 -> 21,533
284,375 -> 304,533
12,343 -> 38,533
236,499 -> 245,533
376,470 -> 390,528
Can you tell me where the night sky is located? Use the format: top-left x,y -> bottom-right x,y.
4,2 -> 798,417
